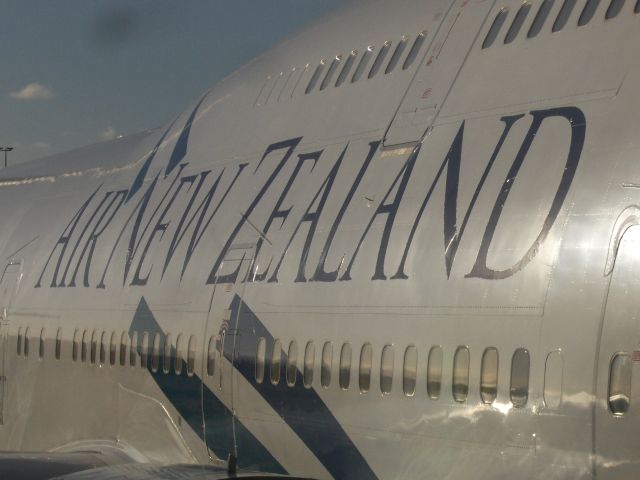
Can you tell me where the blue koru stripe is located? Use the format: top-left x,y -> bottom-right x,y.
228,294 -> 378,480
129,297 -> 286,474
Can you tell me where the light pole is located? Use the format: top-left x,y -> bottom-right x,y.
0,147 -> 13,168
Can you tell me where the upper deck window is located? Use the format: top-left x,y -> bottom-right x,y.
528,0 -> 555,37
385,36 -> 408,74
368,41 -> 391,78
605,0 -> 626,18
352,46 -> 374,83
505,3 -> 532,43
483,9 -> 509,48
335,51 -> 357,87
305,61 -> 326,94
552,0 -> 577,32
578,0 -> 600,25
320,56 -> 341,91
403,31 -> 427,69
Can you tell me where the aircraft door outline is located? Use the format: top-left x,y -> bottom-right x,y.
201,242 -> 257,466
383,0 -> 497,147
0,260 -> 22,426
595,223 -> 640,479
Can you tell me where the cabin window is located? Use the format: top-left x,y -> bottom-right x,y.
24,327 -> 30,357
605,0 -> 626,18
483,9 -> 509,48
552,0 -> 577,32
207,336 -> 216,377
120,331 -> 128,367
635,0 -> 640,13
386,36 -> 408,74
305,61 -> 325,94
271,339 -> 282,385
335,50 -> 357,87
453,346 -> 470,402
511,348 -> 530,407
256,337 -> 266,384
480,347 -> 499,404
359,343 -> 373,393
339,343 -> 352,390
100,331 -> 107,365
303,341 -> 315,388
81,329 -> 88,363
39,328 -> 45,359
90,330 -> 98,365
380,345 -> 394,394
109,331 -> 117,366
163,334 -> 172,374
286,340 -> 298,387
55,328 -> 62,360
187,335 -> 196,376
140,332 -> 149,369
72,329 -> 79,362
578,0 -> 600,25
352,46 -> 374,83
403,30 -> 427,69
403,345 -> 418,397
130,331 -> 138,367
528,0 -> 555,37
369,41 -> 391,78
17,327 -> 23,357
427,346 -> 443,399
321,341 -> 333,388
151,333 -> 160,372
505,3 -> 531,43
609,353 -> 631,416
174,334 -> 183,374
320,56 -> 341,91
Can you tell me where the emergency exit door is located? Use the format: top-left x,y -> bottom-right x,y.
383,0 -> 495,147
202,242 -> 257,464
596,225 -> 640,479
0,261 -> 22,425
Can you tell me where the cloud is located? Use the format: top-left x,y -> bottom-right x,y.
10,83 -> 55,101
100,126 -> 118,141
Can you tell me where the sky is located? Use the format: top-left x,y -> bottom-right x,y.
0,1 -> 342,166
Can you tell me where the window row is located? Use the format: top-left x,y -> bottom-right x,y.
304,30 -> 427,95
256,29 -> 428,106
15,327 -> 224,379
255,340 -> 531,407
482,0 -> 640,49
